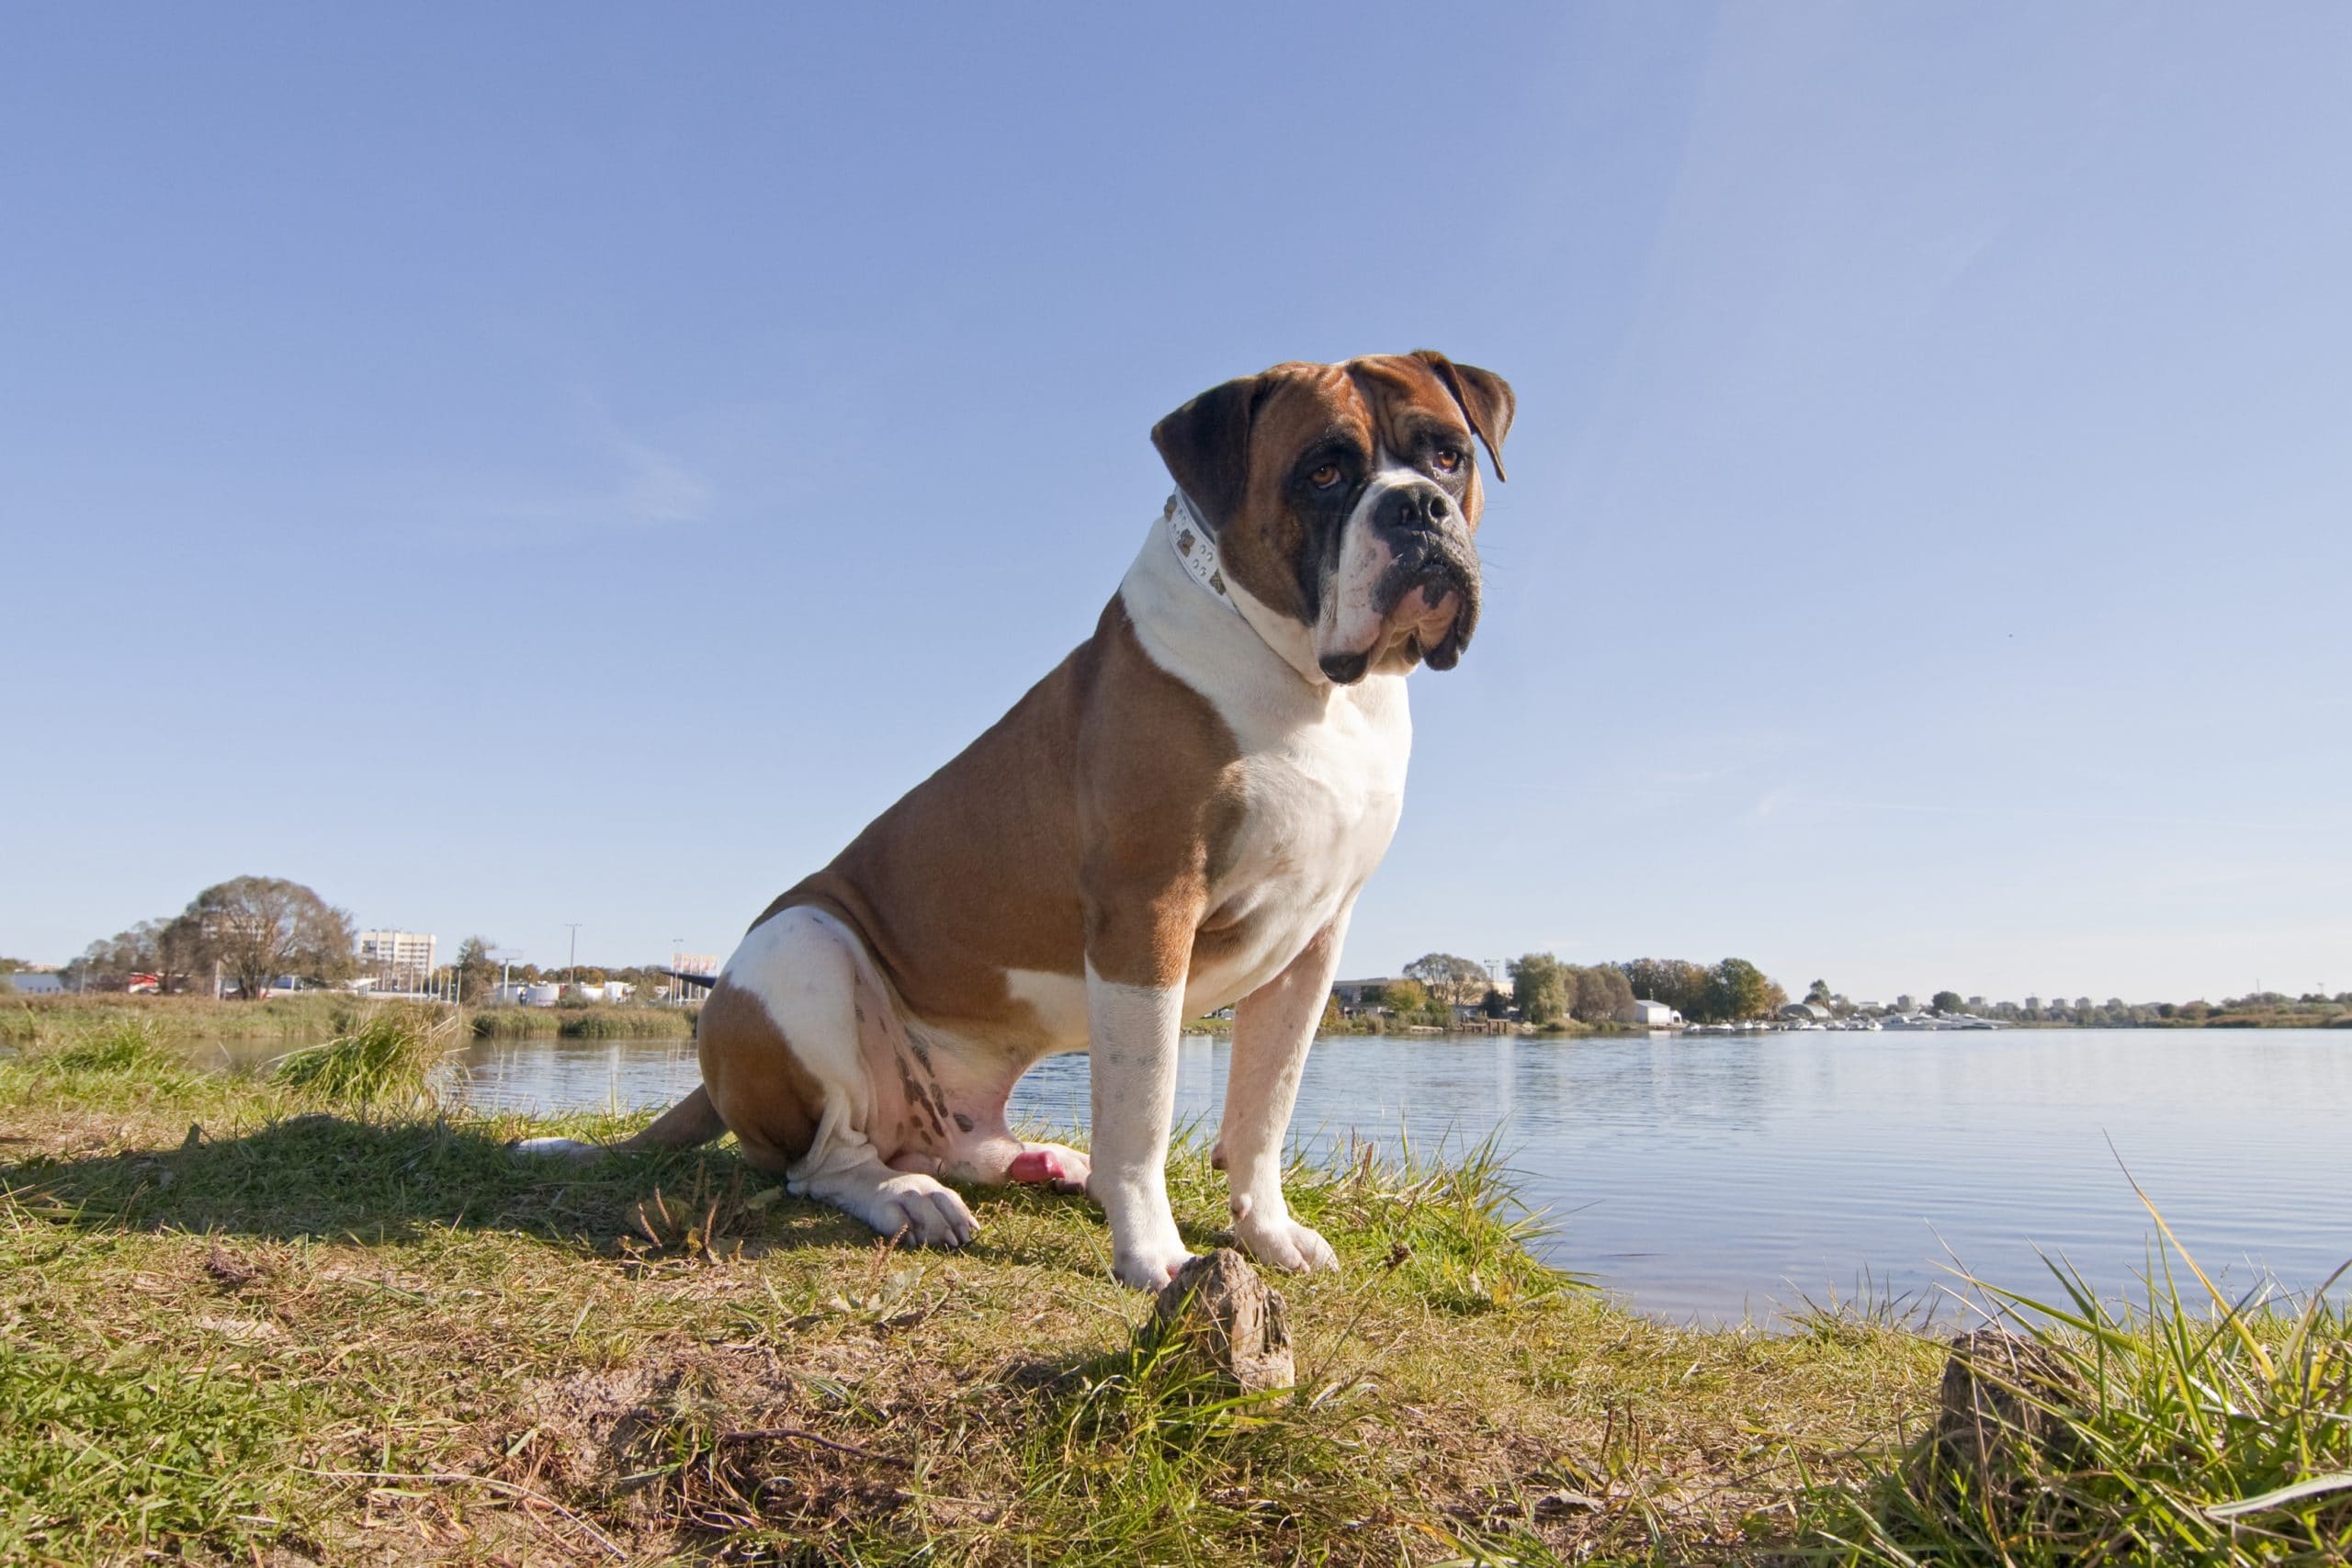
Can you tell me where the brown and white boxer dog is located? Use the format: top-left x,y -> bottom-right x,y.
518,351 -> 1512,1289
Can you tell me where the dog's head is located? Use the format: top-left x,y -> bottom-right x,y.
1151,351 -> 1513,683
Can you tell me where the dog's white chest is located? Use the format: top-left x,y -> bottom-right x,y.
1184,676 -> 1411,1013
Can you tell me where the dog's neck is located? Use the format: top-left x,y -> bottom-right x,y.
1126,492 -> 1333,693
1162,491 -> 1242,619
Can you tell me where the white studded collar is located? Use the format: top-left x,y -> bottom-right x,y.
1163,490 -> 1243,618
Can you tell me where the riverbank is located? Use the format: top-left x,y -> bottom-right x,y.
4,1023 -> 2344,1563
1,992 -> 697,1048
467,1004 -> 696,1040
0,990 -> 361,1045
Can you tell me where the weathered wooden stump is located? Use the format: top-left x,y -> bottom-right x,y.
1928,1327 -> 2082,1499
1150,1248 -> 1295,1393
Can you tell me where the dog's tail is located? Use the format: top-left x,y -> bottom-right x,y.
613,1084 -> 728,1153
511,1084 -> 728,1162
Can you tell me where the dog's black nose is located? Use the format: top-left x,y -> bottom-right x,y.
1318,651 -> 1369,684
1377,483 -> 1453,535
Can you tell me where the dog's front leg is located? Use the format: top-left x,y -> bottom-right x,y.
1216,913 -> 1348,1273
1082,880 -> 1201,1290
1085,966 -> 1193,1287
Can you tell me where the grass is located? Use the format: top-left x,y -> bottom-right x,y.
468,1004 -> 695,1040
3,993 -> 698,1051
1,990 -> 368,1046
270,1002 -> 462,1110
0,1044 -> 2340,1564
1797,1239 -> 2352,1563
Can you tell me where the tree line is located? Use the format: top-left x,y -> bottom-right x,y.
58,890 -> 687,1007
1379,951 -> 1792,1027
1519,954 -> 1788,1025
63,876 -> 357,1001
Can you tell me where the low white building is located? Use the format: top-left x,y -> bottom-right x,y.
1329,976 -> 1411,1012
1619,998 -> 1683,1028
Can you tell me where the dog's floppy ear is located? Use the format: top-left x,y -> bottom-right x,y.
1412,350 -> 1514,482
1151,373 -> 1265,533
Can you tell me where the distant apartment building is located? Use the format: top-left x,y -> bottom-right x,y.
357,929 -> 437,992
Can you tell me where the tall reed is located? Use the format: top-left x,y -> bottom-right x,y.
270,1003 -> 458,1111
1802,1201 -> 2352,1564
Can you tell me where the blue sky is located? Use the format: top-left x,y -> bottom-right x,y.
5,5 -> 2347,1003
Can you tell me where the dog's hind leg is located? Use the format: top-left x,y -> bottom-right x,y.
709,906 -> 982,1247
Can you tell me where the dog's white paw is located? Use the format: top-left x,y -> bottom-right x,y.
1107,1207 -> 1196,1289
1113,1238 -> 1199,1292
866,1172 -> 979,1249
1235,1212 -> 1340,1274
510,1135 -> 601,1161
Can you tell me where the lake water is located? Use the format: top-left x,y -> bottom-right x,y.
258,1026 -> 2352,1324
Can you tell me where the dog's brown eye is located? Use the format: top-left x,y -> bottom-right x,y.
1432,446 -> 1464,473
1308,463 -> 1341,489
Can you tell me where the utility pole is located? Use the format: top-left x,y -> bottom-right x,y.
566,923 -> 582,990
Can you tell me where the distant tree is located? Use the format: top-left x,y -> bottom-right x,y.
1704,958 -> 1775,1021
0,957 -> 24,974
1805,977 -> 1832,1006
1506,953 -> 1568,1026
70,920 -> 175,992
1380,978 -> 1431,1014
1612,957 -> 1710,1019
1931,990 -> 1966,1015
1571,964 -> 1634,1023
185,876 -> 356,1000
456,936 -> 501,1003
1479,987 -> 1510,1019
1403,953 -> 1487,1010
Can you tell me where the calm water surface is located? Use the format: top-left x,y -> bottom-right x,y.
277,1027 -> 2352,1323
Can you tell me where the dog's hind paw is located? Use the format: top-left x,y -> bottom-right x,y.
1008,1142 -> 1091,1195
